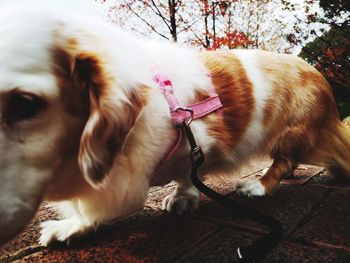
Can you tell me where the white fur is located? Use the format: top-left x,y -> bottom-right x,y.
162,185 -> 199,214
0,8 -> 275,245
232,50 -> 271,160
236,180 -> 266,197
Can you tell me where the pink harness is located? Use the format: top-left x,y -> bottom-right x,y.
153,69 -> 223,164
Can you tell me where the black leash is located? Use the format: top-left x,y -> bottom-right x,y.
182,122 -> 283,263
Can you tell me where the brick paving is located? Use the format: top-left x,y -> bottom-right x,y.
1,160 -> 349,263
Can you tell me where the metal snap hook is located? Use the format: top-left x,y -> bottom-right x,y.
174,107 -> 194,125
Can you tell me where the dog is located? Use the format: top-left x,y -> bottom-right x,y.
0,7 -> 349,247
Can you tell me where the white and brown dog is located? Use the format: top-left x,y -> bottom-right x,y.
0,7 -> 349,246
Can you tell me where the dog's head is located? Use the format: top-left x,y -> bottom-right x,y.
0,8 -> 147,245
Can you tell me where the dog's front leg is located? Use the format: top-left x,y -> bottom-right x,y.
39,217 -> 94,246
162,178 -> 200,214
39,201 -> 96,246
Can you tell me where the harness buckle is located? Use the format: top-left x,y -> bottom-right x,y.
174,107 -> 194,125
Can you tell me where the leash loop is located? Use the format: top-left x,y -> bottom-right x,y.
181,121 -> 283,263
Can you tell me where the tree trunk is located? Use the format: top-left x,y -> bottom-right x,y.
168,0 -> 177,42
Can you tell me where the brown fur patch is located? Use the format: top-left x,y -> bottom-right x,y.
51,35 -> 149,186
254,52 -> 339,156
259,53 -> 338,131
200,51 -> 255,153
51,46 -> 90,117
75,55 -> 149,185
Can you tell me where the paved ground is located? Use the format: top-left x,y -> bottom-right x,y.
1,160 -> 350,263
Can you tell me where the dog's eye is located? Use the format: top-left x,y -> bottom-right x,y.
4,93 -> 47,125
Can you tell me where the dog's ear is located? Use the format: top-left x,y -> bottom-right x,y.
72,53 -> 147,187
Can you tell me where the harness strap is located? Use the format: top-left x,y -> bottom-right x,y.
153,72 -> 181,112
171,96 -> 223,125
152,68 -> 223,166
153,70 -> 223,126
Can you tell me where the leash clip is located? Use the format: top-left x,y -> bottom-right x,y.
181,120 -> 205,167
189,146 -> 205,167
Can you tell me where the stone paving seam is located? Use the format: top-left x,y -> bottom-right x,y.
189,217 -> 267,235
193,214 -> 269,235
0,245 -> 43,263
312,184 -> 350,191
285,189 -> 333,238
308,170 -> 350,191
286,236 -> 350,254
281,167 -> 324,186
172,226 -> 227,263
310,241 -> 350,253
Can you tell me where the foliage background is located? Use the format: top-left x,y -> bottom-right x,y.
100,0 -> 350,117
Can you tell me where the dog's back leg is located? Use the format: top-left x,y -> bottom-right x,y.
236,157 -> 296,196
237,120 -> 350,196
237,126 -> 311,196
236,158 -> 296,196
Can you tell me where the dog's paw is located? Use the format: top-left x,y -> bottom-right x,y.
39,218 -> 93,246
236,180 -> 266,197
162,186 -> 199,214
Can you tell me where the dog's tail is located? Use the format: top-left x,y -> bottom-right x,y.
323,120 -> 350,178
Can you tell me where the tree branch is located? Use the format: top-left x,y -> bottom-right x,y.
176,15 -> 202,34
188,25 -> 208,48
124,2 -> 170,40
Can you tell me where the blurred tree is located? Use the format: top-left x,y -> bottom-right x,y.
239,0 -> 292,51
188,0 -> 291,51
188,0 -> 251,49
300,27 -> 350,118
107,0 -> 183,42
101,0 -> 313,52
284,0 -> 350,118
319,0 -> 350,20
103,0 -> 289,50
